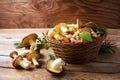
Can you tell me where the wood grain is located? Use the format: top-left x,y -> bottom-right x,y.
0,28 -> 120,80
0,0 -> 120,28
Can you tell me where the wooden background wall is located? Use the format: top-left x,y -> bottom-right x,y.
0,0 -> 120,28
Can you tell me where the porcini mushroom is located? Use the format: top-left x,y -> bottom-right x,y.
46,58 -> 64,74
10,51 -> 31,69
10,51 -> 18,59
55,23 -> 68,35
26,51 -> 40,67
48,28 -> 57,38
22,33 -> 38,49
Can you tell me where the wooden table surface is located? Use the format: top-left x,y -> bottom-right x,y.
0,28 -> 120,80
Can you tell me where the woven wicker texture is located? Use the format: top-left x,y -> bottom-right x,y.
47,34 -> 106,64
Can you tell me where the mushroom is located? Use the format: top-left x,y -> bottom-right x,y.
80,27 -> 91,33
10,51 -> 18,59
68,27 -> 76,34
21,50 -> 31,57
26,51 -> 40,67
48,28 -> 57,38
46,58 -> 64,74
55,23 -> 68,35
54,34 -> 64,41
10,51 -> 31,69
90,28 -> 98,38
22,33 -> 38,49
60,26 -> 68,33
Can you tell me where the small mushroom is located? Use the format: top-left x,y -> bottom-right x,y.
48,28 -> 57,38
68,27 -> 76,34
54,34 -> 69,42
10,51 -> 18,59
72,30 -> 80,38
22,33 -> 38,49
80,27 -> 91,33
54,34 -> 64,41
46,58 -> 64,74
64,34 -> 72,39
55,23 -> 67,35
26,51 -> 40,67
90,28 -> 98,38
10,51 -> 31,69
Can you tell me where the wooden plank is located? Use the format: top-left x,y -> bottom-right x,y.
0,29 -> 120,64
0,68 -> 120,80
0,29 -> 120,80
0,0 -> 120,28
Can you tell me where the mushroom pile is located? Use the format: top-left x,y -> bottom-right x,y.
9,50 -> 41,69
47,21 -> 106,43
10,51 -> 31,69
10,32 -> 65,74
10,33 -> 47,69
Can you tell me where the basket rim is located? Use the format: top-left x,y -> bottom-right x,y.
46,33 -> 107,46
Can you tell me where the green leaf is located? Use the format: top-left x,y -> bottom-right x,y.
49,54 -> 55,60
14,42 -> 23,49
90,25 -> 98,33
89,24 -> 107,34
42,32 -> 46,37
79,32 -> 92,41
97,26 -> 107,34
67,22 -> 74,25
31,45 -> 37,51
37,33 -> 50,49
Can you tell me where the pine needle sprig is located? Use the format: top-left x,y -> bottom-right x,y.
91,25 -> 107,34
99,41 -> 117,54
97,26 -> 107,34
14,42 -> 23,49
49,54 -> 56,60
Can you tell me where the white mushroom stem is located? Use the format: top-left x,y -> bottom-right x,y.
32,57 -> 39,66
72,30 -> 80,38
18,60 -> 31,69
77,19 -> 79,27
54,34 -> 63,40
51,58 -> 62,70
91,29 -> 98,38
23,58 -> 31,64
29,39 -> 36,46
21,50 -> 31,57
29,39 -> 37,50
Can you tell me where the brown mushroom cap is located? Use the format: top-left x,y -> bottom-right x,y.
26,51 -> 40,61
22,33 -> 38,48
12,55 -> 23,68
10,51 -> 18,59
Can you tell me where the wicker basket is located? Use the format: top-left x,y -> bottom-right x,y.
46,34 -> 106,64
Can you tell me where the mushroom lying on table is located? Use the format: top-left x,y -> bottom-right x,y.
22,33 -> 38,50
10,51 -> 18,59
46,58 -> 64,74
10,51 -> 31,69
26,51 -> 40,67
